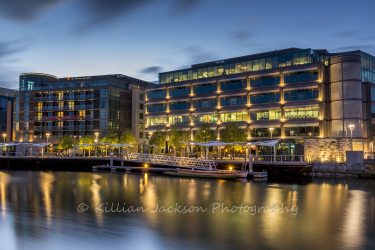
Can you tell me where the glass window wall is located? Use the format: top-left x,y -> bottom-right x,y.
250,110 -> 281,120
284,107 -> 319,119
220,111 -> 247,122
193,114 -> 218,124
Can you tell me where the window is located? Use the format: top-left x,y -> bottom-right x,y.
169,116 -> 191,125
250,110 -> 281,120
139,132 -> 143,138
139,113 -> 144,119
100,110 -> 108,119
23,132 -> 29,141
285,126 -> 320,136
15,113 -> 19,121
170,87 -> 191,96
250,75 -> 280,87
100,99 -> 108,108
250,93 -> 281,104
139,123 -> 144,129
148,104 -> 167,112
99,120 -> 108,129
193,83 -> 217,94
284,107 -> 319,119
284,71 -> 319,83
109,110 -> 119,119
140,94 -> 144,100
220,96 -> 247,106
284,89 -> 319,101
169,102 -> 191,111
108,121 -> 119,130
147,117 -> 167,126
24,93 -> 29,102
220,79 -> 247,91
220,112 -> 247,122
147,90 -> 166,99
193,114 -> 218,124
193,99 -> 217,109
139,104 -> 144,110
24,113 -> 29,121
15,103 -> 19,112
109,100 -> 119,109
109,89 -> 120,99
24,122 -> 29,130
15,122 -> 19,131
251,128 -> 281,137
100,89 -> 108,98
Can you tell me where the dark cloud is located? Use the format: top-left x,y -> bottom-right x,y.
140,66 -> 163,74
172,0 -> 201,14
185,46 -> 218,64
232,30 -> 253,41
0,0 -> 67,22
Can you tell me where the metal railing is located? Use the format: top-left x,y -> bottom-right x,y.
126,153 -> 217,169
253,155 -> 305,162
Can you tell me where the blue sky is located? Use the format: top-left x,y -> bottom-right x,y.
0,0 -> 374,88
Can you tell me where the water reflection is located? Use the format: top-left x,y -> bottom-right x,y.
0,171 -> 373,249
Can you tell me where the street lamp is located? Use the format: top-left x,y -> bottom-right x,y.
95,132 -> 99,142
46,133 -> 50,143
2,133 -> 6,143
269,128 -> 274,139
348,124 -> 355,151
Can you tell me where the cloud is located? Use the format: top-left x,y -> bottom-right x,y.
172,0 -> 201,14
0,0 -> 68,22
184,46 -> 218,64
232,30 -> 253,41
333,44 -> 375,52
140,66 -> 163,74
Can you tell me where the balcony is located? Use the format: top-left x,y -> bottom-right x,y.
34,105 -> 94,111
34,94 -> 94,102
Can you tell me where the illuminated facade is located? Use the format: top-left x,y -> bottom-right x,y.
146,48 -> 375,155
0,88 -> 14,142
14,73 -> 153,143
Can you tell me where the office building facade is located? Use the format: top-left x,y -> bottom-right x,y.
145,48 -> 375,155
0,88 -> 15,142
14,73 -> 153,143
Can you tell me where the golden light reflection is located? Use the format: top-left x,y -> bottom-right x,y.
40,172 -> 55,226
90,174 -> 103,226
0,172 -> 10,218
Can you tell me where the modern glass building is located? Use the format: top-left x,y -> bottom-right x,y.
146,47 -> 375,155
14,73 -> 154,144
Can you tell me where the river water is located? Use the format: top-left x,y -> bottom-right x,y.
0,171 -> 374,249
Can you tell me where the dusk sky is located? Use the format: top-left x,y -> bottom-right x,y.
0,0 -> 374,88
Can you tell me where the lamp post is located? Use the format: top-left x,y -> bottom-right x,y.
95,132 -> 99,142
348,124 -> 355,151
2,133 -> 6,143
46,133 -> 50,143
269,128 -> 274,139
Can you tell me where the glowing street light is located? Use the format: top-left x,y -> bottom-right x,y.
46,133 -> 50,143
269,128 -> 274,139
95,132 -> 99,143
2,133 -> 6,142
348,124 -> 355,151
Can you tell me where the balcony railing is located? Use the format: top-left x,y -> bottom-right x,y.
34,94 -> 94,102
34,105 -> 94,111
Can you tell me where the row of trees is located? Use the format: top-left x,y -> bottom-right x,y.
56,129 -> 137,153
149,122 -> 247,157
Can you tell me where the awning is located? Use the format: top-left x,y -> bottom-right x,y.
218,108 -> 248,113
145,114 -> 167,118
282,67 -> 318,74
192,95 -> 217,100
146,100 -> 166,105
250,89 -> 280,95
167,82 -> 191,88
168,112 -> 191,117
283,122 -> 320,127
249,72 -> 280,78
168,97 -> 191,102
283,85 -> 319,91
284,103 -> 319,109
218,77 -> 247,82
250,123 -> 281,128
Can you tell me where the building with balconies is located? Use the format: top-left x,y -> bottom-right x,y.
14,73 -> 153,144
145,48 -> 375,156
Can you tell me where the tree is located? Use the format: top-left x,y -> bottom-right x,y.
101,131 -> 119,154
168,125 -> 190,156
149,129 -> 167,154
78,134 -> 95,156
57,134 -> 75,154
194,123 -> 216,142
120,128 -> 137,154
220,122 -> 247,159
